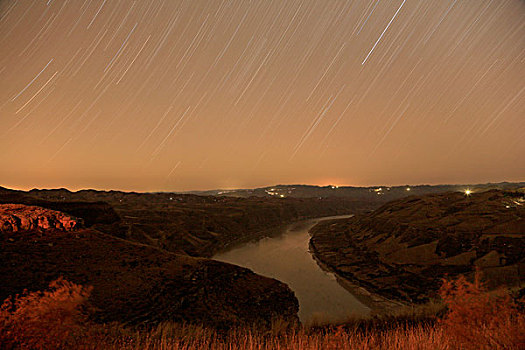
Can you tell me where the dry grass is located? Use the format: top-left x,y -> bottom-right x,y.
106,324 -> 448,350
439,273 -> 525,350
1,275 -> 523,350
0,278 -> 92,349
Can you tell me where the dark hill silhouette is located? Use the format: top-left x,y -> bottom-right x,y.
185,182 -> 525,200
0,204 -> 298,328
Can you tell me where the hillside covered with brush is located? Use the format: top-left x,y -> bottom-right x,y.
310,190 -> 525,304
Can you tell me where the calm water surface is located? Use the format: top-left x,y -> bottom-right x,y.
214,215 -> 370,323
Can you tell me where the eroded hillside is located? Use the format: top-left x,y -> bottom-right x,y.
310,190 -> 525,304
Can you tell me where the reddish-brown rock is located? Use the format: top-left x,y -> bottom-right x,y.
0,204 -> 81,233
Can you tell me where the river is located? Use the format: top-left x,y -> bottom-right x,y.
213,215 -> 370,324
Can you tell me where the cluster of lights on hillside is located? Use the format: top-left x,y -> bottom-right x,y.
504,196 -> 524,209
369,187 -> 392,195
265,187 -> 295,198
217,190 -> 234,195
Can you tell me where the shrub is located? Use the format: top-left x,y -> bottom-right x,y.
0,278 -> 92,349
439,272 -> 525,350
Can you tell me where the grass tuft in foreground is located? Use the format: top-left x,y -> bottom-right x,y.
1,274 -> 523,349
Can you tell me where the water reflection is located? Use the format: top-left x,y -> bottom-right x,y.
214,215 -> 370,323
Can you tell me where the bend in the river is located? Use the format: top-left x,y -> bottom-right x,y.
214,215 -> 370,324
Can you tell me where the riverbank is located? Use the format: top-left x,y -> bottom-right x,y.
308,237 -> 406,314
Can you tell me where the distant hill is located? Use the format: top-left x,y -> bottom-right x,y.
182,182 -> 525,200
0,186 -> 377,257
310,189 -> 525,306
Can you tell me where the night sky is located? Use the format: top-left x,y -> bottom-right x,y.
1,0 -> 524,191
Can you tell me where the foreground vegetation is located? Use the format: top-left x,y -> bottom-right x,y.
1,275 -> 523,350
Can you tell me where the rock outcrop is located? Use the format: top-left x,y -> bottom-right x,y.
0,187 -> 121,227
0,204 -> 81,233
310,190 -> 525,305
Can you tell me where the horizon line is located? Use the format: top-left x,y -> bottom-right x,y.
2,180 -> 524,195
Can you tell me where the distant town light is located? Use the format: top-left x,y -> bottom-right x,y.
406,187 -> 411,191
464,189 -> 472,196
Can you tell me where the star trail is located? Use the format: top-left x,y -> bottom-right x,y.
0,0 -> 524,191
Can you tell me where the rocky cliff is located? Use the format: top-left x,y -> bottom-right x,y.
0,204 -> 81,233
310,190 -> 525,305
